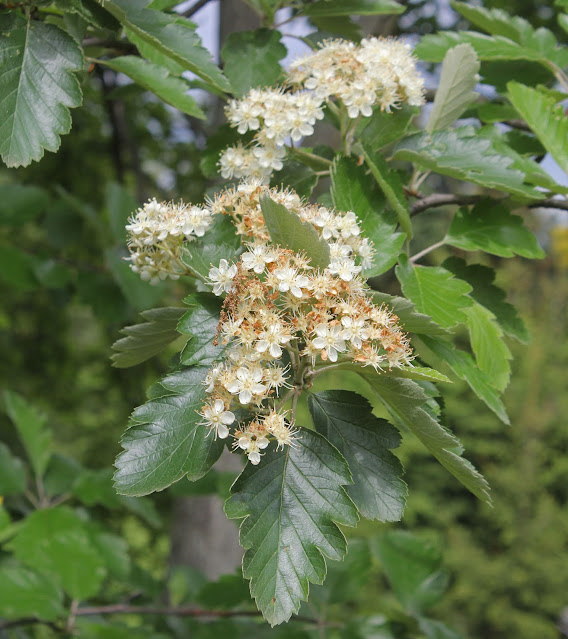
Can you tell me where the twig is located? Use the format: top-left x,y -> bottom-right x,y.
410,239 -> 446,263
410,193 -> 568,216
181,0 -> 218,18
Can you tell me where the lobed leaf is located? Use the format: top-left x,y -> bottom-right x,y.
0,16 -> 83,168
309,391 -> 407,522
225,429 -> 359,625
372,292 -> 449,335
114,366 -> 225,496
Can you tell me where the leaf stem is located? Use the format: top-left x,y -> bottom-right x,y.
409,239 -> 446,263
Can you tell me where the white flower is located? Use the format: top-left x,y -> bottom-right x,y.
273,267 -> 310,298
341,316 -> 370,349
209,259 -> 238,296
225,366 -> 267,404
241,244 -> 276,274
313,207 -> 339,240
199,399 -> 235,439
255,323 -> 292,358
312,323 -> 346,362
327,258 -> 362,282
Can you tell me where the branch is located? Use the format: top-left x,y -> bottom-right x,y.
410,193 -> 568,216
181,0 -> 218,18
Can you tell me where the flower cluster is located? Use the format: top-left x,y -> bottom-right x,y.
218,37 -> 424,181
198,182 -> 413,465
289,37 -> 425,116
126,199 -> 213,284
219,89 -> 324,180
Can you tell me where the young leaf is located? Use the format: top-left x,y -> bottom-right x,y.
417,335 -> 509,424
450,1 -> 529,42
465,304 -> 512,392
7,506 -> 107,600
302,0 -> 405,16
309,391 -> 407,522
426,44 -> 480,132
0,565 -> 64,621
0,16 -> 83,168
102,0 -> 230,93
331,157 -> 405,276
101,57 -> 205,118
393,128 -> 543,199
221,29 -> 287,97
178,294 -> 225,367
225,429 -> 359,625
0,443 -> 27,496
372,292 -> 449,335
507,82 -> 568,175
442,257 -> 528,342
260,195 -> 331,268
114,366 -> 224,496
359,143 -> 412,238
445,202 -> 545,258
396,255 -> 473,329
111,307 -> 186,368
3,391 -> 52,478
359,374 -> 491,504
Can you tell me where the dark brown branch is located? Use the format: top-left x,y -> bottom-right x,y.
182,0 -> 218,18
410,193 -> 568,216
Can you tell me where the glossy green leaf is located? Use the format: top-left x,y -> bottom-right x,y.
396,255 -> 473,329
0,564 -> 64,621
111,307 -> 186,368
309,391 -> 407,522
331,157 -> 405,276
102,56 -> 205,118
260,195 -> 330,269
178,294 -> 225,367
55,0 -> 119,30
417,335 -> 509,424
0,443 -> 27,496
389,367 -> 452,383
359,374 -> 491,504
442,257 -> 528,342
393,128 -> 542,199
103,0 -> 230,93
114,366 -> 224,496
465,304 -> 511,392
359,143 -> 412,238
302,0 -> 405,16
221,29 -> 286,97
507,82 -> 568,175
0,184 -> 49,226
427,44 -> 480,132
225,429 -> 359,625
8,506 -> 106,599
0,16 -> 83,168
372,292 -> 449,335
445,202 -> 545,258
3,390 -> 51,478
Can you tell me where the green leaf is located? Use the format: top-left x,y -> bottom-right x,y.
225,429 -> 359,625
103,0 -> 230,93
0,443 -> 27,496
0,245 -> 39,291
0,16 -> 83,168
427,44 -> 480,132
465,304 -> 512,392
0,184 -> 49,226
507,82 -> 568,175
393,128 -> 542,199
309,391 -> 407,522
271,161 -> 318,199
102,56 -> 205,119
396,255 -> 473,329
302,0 -> 405,16
389,367 -> 452,383
114,366 -> 224,496
178,294 -> 225,367
371,292 -> 449,335
3,391 -> 51,478
55,0 -> 119,30
372,532 -> 448,614
0,564 -> 64,621
331,157 -> 405,276
417,335 -> 509,424
445,202 -> 545,258
360,104 -> 417,150
359,374 -> 491,504
111,307 -> 186,368
221,29 -> 286,97
359,143 -> 412,238
8,506 -> 106,600
442,257 -> 528,342
183,241 -> 241,281
91,530 -> 131,581
260,195 -> 330,269
308,15 -> 362,42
